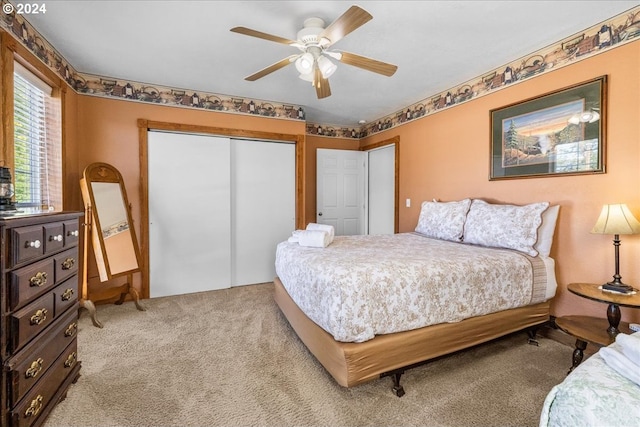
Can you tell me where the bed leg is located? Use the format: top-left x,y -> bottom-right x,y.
391,372 -> 405,397
381,369 -> 406,397
527,328 -> 539,346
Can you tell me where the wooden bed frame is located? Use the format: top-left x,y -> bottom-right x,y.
274,277 -> 551,396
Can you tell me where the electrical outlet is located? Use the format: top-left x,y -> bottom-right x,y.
406,198 -> 411,207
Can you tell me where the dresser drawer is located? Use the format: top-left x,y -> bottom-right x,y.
52,278 -> 78,316
10,293 -> 56,353
43,222 -> 65,254
63,220 -> 80,247
9,259 -> 56,311
6,307 -> 79,407
10,340 -> 78,427
53,248 -> 78,283
12,226 -> 45,266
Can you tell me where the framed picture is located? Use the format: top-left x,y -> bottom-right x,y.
490,76 -> 606,180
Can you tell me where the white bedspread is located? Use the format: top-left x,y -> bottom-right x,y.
540,332 -> 640,427
275,233 -> 551,343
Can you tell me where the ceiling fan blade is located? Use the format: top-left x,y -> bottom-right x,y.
230,27 -> 298,46
314,67 -> 331,99
319,5 -> 372,46
338,51 -> 398,77
245,55 -> 298,81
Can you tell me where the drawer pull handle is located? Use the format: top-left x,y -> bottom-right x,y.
29,271 -> 48,287
30,308 -> 48,326
25,395 -> 43,418
49,234 -> 63,242
25,358 -> 44,379
64,352 -> 77,368
61,257 -> 76,270
61,288 -> 75,301
25,239 -> 41,249
67,230 -> 79,237
65,322 -> 78,337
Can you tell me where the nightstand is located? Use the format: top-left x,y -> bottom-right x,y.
555,282 -> 640,373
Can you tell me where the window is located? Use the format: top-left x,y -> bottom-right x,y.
13,61 -> 62,211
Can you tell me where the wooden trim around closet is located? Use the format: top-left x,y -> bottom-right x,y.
137,119 -> 305,299
360,135 -> 400,234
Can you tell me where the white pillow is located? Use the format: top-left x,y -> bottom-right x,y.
463,199 -> 549,256
534,204 -> 560,258
415,199 -> 471,242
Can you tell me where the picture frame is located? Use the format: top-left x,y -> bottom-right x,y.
490,76 -> 606,180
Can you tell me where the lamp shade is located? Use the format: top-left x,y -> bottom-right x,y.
317,55 -> 337,78
591,204 -> 640,235
295,53 -> 314,74
298,72 -> 314,83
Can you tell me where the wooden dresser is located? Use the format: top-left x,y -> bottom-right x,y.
1,211 -> 82,427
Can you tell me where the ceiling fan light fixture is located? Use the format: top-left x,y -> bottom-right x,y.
317,55 -> 337,78
298,72 -> 314,83
295,52 -> 315,74
231,5 -> 395,99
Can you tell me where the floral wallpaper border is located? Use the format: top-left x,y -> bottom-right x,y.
1,0 -> 639,139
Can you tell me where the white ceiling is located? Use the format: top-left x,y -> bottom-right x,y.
22,1 -> 640,127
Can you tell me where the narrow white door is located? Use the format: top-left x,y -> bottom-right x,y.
368,145 -> 395,235
231,139 -> 295,286
148,131 -> 231,298
316,148 -> 366,235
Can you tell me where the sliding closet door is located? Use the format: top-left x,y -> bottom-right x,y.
148,131 -> 231,297
231,139 -> 295,286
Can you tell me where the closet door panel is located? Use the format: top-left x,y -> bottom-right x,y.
368,144 -> 395,235
231,139 -> 295,286
148,131 -> 231,297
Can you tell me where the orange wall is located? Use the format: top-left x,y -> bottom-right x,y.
361,41 -> 640,323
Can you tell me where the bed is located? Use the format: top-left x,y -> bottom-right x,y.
274,198 -> 560,395
539,332 -> 640,427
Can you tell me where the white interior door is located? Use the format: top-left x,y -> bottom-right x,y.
148,131 -> 231,298
316,148 -> 366,235
368,145 -> 395,235
231,139 -> 295,286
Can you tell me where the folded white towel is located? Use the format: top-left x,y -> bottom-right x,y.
306,223 -> 335,242
298,230 -> 332,248
600,346 -> 640,386
287,229 -> 304,243
615,333 -> 640,366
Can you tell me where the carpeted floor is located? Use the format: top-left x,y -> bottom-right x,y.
44,283 -> 571,427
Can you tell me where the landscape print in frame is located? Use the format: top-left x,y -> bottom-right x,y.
490,76 -> 606,180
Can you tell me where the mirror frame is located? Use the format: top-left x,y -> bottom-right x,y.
80,162 -> 142,281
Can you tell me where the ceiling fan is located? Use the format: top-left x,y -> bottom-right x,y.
230,5 -> 398,99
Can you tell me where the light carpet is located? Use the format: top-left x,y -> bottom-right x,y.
44,283 -> 571,427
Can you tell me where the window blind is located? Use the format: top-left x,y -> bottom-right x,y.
13,62 -> 62,211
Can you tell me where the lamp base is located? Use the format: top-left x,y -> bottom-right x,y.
602,282 -> 636,294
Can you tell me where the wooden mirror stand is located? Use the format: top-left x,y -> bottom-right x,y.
80,162 -> 146,327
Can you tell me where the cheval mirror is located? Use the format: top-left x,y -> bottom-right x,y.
80,162 -> 145,327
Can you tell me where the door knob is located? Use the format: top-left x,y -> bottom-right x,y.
318,212 -> 323,216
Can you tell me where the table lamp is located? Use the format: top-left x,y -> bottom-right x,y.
591,203 -> 640,293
